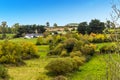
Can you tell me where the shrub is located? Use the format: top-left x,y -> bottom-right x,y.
36,37 -> 48,45
92,34 -> 105,43
60,50 -> 67,57
73,40 -> 84,51
80,44 -> 96,56
45,58 -> 78,75
90,34 -> 111,43
21,42 -> 39,59
54,75 -> 67,80
37,74 -> 49,80
48,43 -> 64,56
70,51 -> 82,58
64,38 -> 77,53
0,40 -> 23,64
73,56 -> 86,67
0,65 -> 9,79
100,43 -> 116,53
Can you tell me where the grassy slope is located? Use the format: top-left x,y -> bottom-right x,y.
71,55 -> 107,80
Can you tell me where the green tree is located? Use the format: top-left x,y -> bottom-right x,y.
1,21 -> 7,39
53,23 -> 58,27
106,20 -> 111,28
46,22 -> 50,27
12,23 -> 20,33
77,22 -> 89,34
89,19 -> 105,33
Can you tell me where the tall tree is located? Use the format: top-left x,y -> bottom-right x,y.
46,22 -> 50,27
12,23 -> 20,33
77,22 -> 89,34
105,20 -> 111,28
89,19 -> 105,33
1,21 -> 7,39
53,23 -> 58,27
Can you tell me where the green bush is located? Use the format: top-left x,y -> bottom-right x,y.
0,40 -> 23,64
100,44 -> 116,53
70,51 -> 82,58
21,42 -> 39,59
73,56 -> 85,67
60,50 -> 67,57
45,58 -> 78,75
36,37 -> 48,45
37,74 -> 49,80
80,44 -> 96,56
64,38 -> 77,53
0,40 -> 39,65
48,43 -> 64,56
0,65 -> 9,79
54,75 -> 68,80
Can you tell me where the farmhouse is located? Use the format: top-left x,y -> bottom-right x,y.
24,33 -> 43,39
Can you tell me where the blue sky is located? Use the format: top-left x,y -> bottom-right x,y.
0,0 -> 112,26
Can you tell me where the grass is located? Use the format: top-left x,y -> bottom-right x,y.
95,42 -> 114,51
38,45 -> 49,58
71,54 -> 120,80
8,45 -> 51,80
0,34 -> 15,38
8,58 -> 51,80
8,52 -> 119,80
70,55 -> 107,80
9,38 -> 37,44
2,38 -> 119,80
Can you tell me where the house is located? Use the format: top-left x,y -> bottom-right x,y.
24,33 -> 43,39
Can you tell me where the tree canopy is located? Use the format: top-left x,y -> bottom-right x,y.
77,19 -> 105,34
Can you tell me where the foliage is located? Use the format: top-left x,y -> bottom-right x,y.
15,24 -> 45,37
0,65 -> 9,79
60,50 -> 67,57
70,51 -> 82,58
37,74 -> 49,80
0,40 -> 23,64
89,19 -> 105,34
36,37 -> 48,45
89,33 -> 112,43
45,58 -> 78,75
73,56 -> 86,66
21,42 -> 39,59
80,44 -> 96,56
77,22 -> 89,34
54,75 -> 68,80
77,19 -> 105,34
64,38 -> 77,53
0,40 -> 39,64
100,43 -> 116,53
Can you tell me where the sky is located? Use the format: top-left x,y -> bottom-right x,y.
0,0 -> 113,26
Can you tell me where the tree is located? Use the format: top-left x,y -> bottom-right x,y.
1,21 -> 7,39
89,19 -> 105,33
46,22 -> 50,27
53,23 -> 58,27
105,20 -> 111,28
15,24 -> 46,37
12,23 -> 20,33
77,22 -> 88,34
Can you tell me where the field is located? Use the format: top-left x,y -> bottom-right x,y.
8,44 -> 118,80
0,35 -> 119,80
